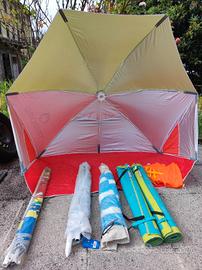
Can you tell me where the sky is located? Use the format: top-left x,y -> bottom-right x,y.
44,0 -> 58,20
20,0 -> 59,21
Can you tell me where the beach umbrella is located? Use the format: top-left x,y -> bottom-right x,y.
131,164 -> 182,243
6,10 -> 197,197
2,167 -> 51,267
99,163 -> 129,250
117,165 -> 163,246
65,162 -> 92,257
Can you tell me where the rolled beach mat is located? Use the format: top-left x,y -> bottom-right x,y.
99,163 -> 130,251
131,164 -> 182,243
117,165 -> 163,247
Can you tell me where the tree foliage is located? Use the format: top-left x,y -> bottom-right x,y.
0,81 -> 12,117
0,0 -> 52,66
0,0 -> 51,48
145,1 -> 201,90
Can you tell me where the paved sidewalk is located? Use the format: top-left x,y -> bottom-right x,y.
0,147 -> 202,270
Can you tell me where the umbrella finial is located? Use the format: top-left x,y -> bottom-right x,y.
97,91 -> 106,102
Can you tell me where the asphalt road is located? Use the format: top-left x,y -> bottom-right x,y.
0,147 -> 202,270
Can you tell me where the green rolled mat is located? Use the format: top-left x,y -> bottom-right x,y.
117,165 -> 163,247
131,164 -> 182,243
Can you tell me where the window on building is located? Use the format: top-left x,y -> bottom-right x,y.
11,55 -> 20,79
12,27 -> 16,40
2,0 -> 7,13
17,29 -> 20,41
9,2 -> 13,12
12,56 -> 17,64
2,54 -> 12,80
6,28 -> 10,39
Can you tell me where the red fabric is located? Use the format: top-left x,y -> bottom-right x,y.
8,92 -> 95,156
163,125 -> 179,155
25,152 -> 194,197
24,130 -> 36,162
9,105 -> 30,167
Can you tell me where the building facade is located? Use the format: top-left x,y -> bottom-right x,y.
0,0 -> 33,81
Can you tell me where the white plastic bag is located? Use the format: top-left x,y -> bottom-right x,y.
65,162 -> 92,257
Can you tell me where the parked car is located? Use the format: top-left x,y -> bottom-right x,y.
0,112 -> 17,162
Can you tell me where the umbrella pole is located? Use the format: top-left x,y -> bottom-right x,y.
2,167 -> 51,268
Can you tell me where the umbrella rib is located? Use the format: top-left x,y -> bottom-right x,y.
38,98 -> 97,158
105,99 -> 158,153
103,15 -> 167,92
159,98 -> 195,153
59,12 -> 98,91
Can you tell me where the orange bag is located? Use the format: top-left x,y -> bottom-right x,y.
144,162 -> 183,188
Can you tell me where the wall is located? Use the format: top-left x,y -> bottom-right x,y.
0,0 -> 33,81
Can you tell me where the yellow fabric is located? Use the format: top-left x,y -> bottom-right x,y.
142,233 -> 163,246
34,197 -> 43,203
9,13 -> 97,93
106,17 -> 195,93
134,167 -> 182,243
8,11 -> 196,94
26,210 -> 38,219
163,226 -> 182,243
18,220 -> 23,230
134,169 -> 171,237
65,10 -> 162,91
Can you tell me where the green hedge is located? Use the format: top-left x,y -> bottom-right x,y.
0,81 -> 12,117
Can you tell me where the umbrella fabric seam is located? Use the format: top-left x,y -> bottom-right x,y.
105,99 -> 157,152
62,17 -> 98,90
41,99 -> 97,158
103,17 -> 163,92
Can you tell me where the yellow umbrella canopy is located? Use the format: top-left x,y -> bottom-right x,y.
8,10 -> 195,94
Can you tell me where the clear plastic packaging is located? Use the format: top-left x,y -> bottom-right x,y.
65,162 -> 92,257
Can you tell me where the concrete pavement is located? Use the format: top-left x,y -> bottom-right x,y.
0,147 -> 202,270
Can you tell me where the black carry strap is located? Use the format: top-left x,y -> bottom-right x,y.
151,211 -> 167,224
102,214 -> 146,235
151,210 -> 165,216
123,211 -> 165,232
117,168 -> 128,183
123,213 -> 145,222
123,213 -> 146,231
132,167 -> 139,173
124,214 -> 145,231
101,220 -> 116,237
117,168 -> 146,230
